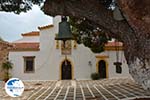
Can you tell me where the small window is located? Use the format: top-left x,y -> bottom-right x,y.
24,56 -> 35,73
114,62 -> 122,74
116,66 -> 122,74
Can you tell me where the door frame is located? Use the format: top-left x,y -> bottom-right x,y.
96,56 -> 109,78
59,58 -> 74,80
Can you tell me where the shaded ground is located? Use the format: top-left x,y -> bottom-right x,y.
134,98 -> 150,100
0,78 -> 150,100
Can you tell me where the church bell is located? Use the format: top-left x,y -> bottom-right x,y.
55,16 -> 74,41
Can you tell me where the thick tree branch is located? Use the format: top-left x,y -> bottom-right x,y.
117,0 -> 150,36
43,0 -> 134,42
117,0 -> 150,63
43,0 -> 149,64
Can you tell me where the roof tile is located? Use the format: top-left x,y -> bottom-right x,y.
105,41 -> 123,47
21,31 -> 39,36
38,24 -> 54,30
10,43 -> 39,51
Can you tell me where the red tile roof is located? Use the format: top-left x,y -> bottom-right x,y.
105,41 -> 123,47
21,31 -> 39,36
10,41 -> 123,51
105,41 -> 123,51
10,43 -> 39,51
38,24 -> 54,30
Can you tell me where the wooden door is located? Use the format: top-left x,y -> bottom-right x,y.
61,60 -> 72,80
98,60 -> 106,78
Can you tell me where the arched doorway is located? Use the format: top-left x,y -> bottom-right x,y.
61,60 -> 72,80
98,60 -> 107,78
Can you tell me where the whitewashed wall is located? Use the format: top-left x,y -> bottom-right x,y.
9,16 -> 131,80
107,51 -> 131,78
37,16 -> 96,80
95,51 -> 131,79
9,51 -> 39,80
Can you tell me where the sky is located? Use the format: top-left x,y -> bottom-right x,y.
0,5 -> 53,42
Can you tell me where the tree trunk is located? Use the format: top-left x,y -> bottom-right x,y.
124,38 -> 150,90
128,60 -> 150,90
118,0 -> 150,90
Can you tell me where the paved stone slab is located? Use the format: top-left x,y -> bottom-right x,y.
0,78 -> 150,100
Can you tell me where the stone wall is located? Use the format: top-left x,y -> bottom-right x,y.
0,41 -> 12,80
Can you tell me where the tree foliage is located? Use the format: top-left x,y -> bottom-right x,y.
70,17 -> 111,53
2,60 -> 13,80
2,61 -> 13,70
0,0 -> 43,14
68,0 -> 115,53
0,36 -> 4,41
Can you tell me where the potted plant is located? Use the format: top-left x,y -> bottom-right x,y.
2,61 -> 13,82
91,72 -> 100,80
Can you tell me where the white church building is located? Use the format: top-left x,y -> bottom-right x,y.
9,16 -> 131,80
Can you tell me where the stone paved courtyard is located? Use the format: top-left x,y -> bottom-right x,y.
0,78 -> 150,100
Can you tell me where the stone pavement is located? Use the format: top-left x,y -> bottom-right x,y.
0,78 -> 150,100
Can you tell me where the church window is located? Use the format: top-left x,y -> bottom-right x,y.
24,56 -> 35,73
116,65 -> 122,74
